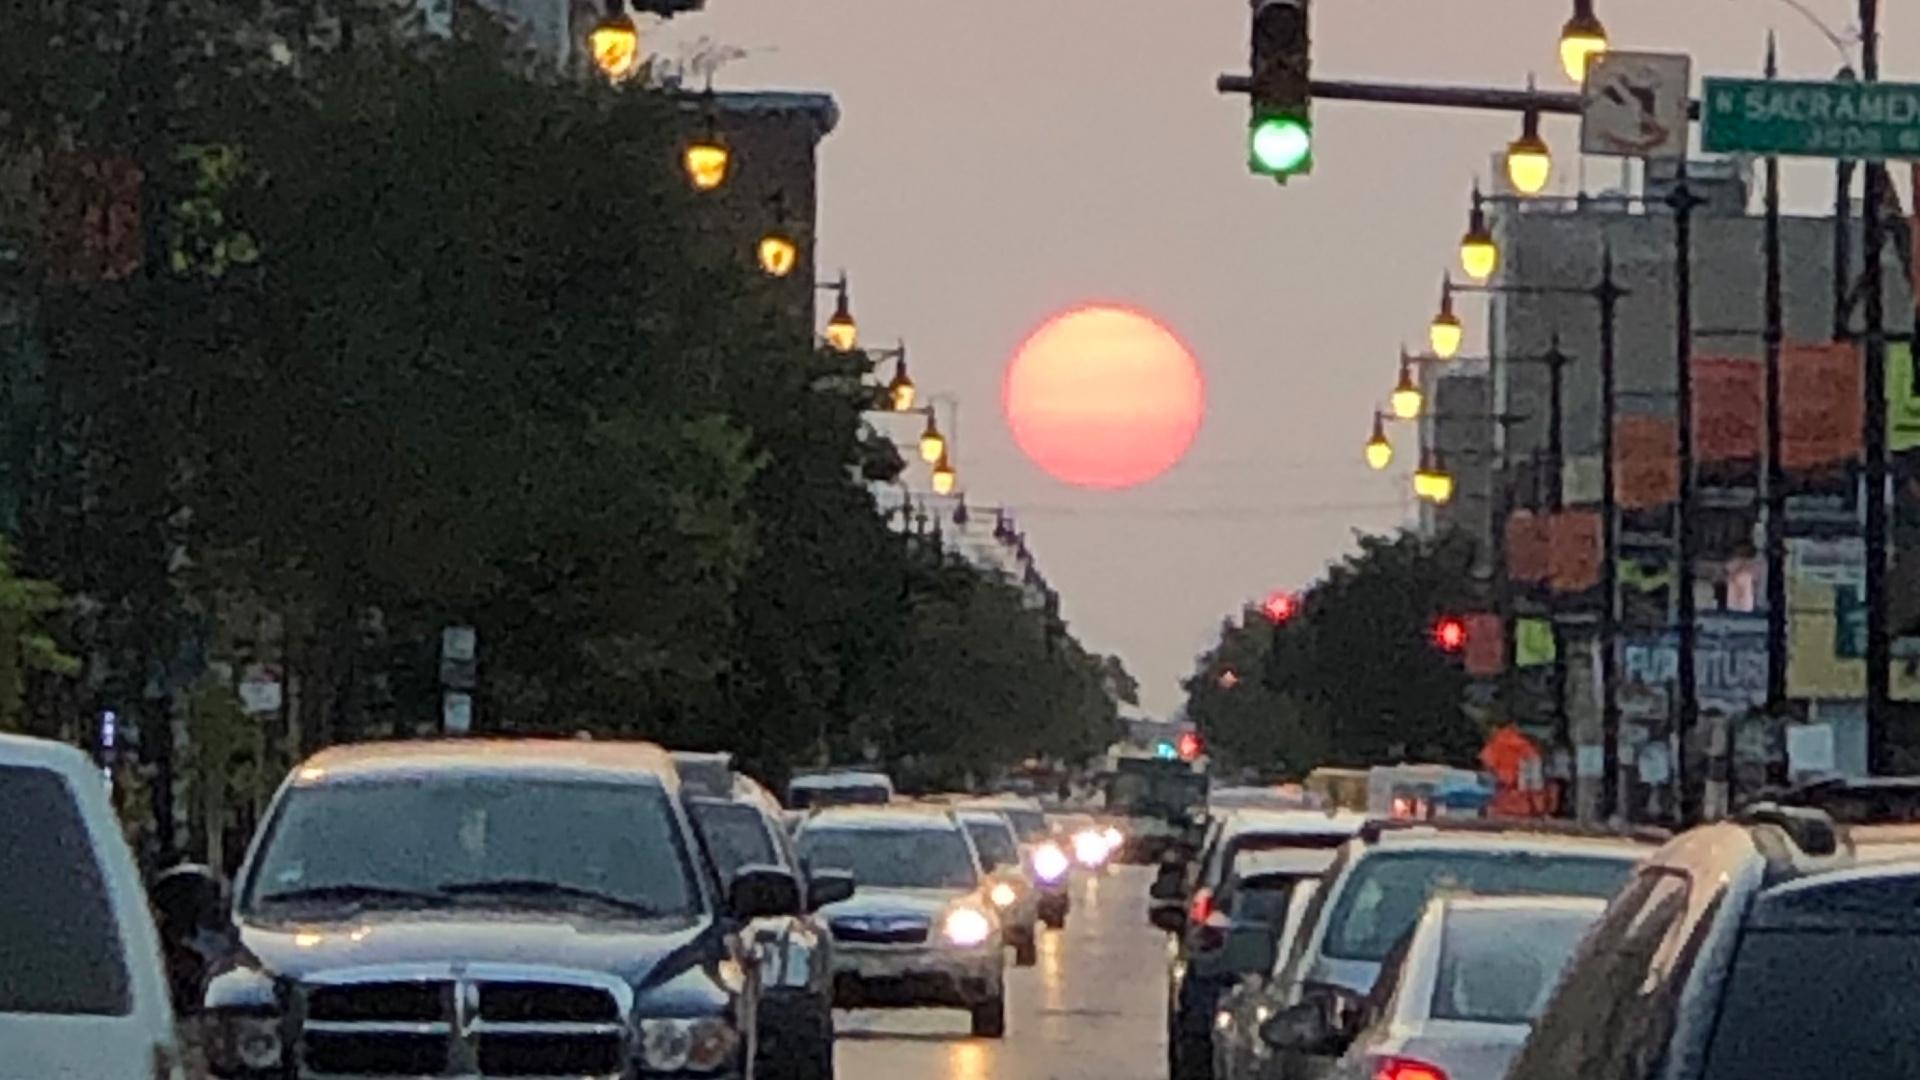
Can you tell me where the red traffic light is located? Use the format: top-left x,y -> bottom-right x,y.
1261,591 -> 1298,624
1176,731 -> 1205,761
1432,616 -> 1468,653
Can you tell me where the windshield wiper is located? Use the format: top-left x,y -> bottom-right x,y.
255,882 -> 449,907
437,878 -> 665,919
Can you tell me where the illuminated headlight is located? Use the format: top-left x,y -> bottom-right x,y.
1032,842 -> 1071,883
1102,826 -> 1123,849
942,905 -> 994,947
639,1017 -> 739,1073
1072,829 -> 1109,867
206,1011 -> 282,1075
989,881 -> 1019,909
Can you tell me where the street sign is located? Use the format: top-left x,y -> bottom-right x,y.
1703,76 -> 1920,159
1582,51 -> 1691,159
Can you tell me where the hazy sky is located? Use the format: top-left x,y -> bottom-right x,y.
654,1 -> 1914,716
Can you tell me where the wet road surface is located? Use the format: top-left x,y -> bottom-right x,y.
836,865 -> 1166,1080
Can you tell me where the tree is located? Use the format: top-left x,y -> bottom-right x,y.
1184,530 -> 1483,774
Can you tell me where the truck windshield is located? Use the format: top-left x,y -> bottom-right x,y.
244,777 -> 701,919
1105,763 -> 1207,820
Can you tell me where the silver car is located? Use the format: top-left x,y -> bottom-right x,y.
1319,895 -> 1603,1080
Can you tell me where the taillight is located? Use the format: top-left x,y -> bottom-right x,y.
1187,887 -> 1214,924
1374,1056 -> 1448,1080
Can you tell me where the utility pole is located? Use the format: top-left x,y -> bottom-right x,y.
1598,249 -> 1625,822
1671,159 -> 1702,824
1764,35 -> 1789,716
1861,0 -> 1894,773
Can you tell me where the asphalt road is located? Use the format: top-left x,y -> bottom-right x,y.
836,865 -> 1167,1080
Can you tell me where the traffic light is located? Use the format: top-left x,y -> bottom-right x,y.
1261,590 -> 1299,625
1432,615 -> 1468,654
1248,0 -> 1312,180
1154,740 -> 1178,760
1176,731 -> 1205,761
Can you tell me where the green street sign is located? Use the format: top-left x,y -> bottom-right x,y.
1703,76 -> 1920,159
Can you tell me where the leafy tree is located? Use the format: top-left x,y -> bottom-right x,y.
1184,530 -> 1483,774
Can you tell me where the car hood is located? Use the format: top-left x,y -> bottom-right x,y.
817,887 -> 961,922
235,908 -> 715,987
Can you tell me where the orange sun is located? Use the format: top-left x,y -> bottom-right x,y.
1002,305 -> 1205,490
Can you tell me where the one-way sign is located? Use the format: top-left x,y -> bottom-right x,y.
1703,76 -> 1920,159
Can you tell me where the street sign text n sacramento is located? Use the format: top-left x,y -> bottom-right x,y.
1703,76 -> 1920,159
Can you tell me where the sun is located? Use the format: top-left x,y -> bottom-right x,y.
1002,305 -> 1205,490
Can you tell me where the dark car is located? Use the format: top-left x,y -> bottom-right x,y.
1507,804 -> 1920,1080
1219,819 -> 1655,1080
161,739 -> 840,1080
684,763 -> 852,1080
1156,809 -> 1364,1080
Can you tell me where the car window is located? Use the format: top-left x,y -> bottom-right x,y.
1507,870 -> 1696,1080
797,826 -> 978,889
1227,872 -> 1312,925
0,764 -> 132,1015
690,800 -> 782,879
1429,907 -> 1599,1024
1001,808 -> 1049,842
962,818 -> 1021,870
1702,929 -> 1920,1080
245,777 -> 701,917
1322,849 -> 1633,961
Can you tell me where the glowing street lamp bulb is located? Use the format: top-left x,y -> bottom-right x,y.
1559,2 -> 1608,83
683,141 -> 730,192
757,232 -> 798,278
1506,113 -> 1553,196
1430,470 -> 1456,504
587,12 -> 640,81
1390,365 -> 1424,420
918,419 -> 945,464
1250,116 -> 1313,173
1365,414 -> 1393,471
1460,196 -> 1498,282
824,302 -> 857,353
888,372 -> 916,412
931,454 -> 957,496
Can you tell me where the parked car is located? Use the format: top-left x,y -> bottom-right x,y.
1212,881 -> 1323,1080
684,762 -> 853,1080
965,797 -> 1072,928
0,734 -> 184,1080
956,808 -> 1041,966
786,770 -> 894,810
1157,809 -> 1364,1080
161,739 -> 821,1080
796,805 -> 1008,1037
1267,894 -> 1604,1080
1227,819 -> 1656,1080
1508,804 -> 1920,1080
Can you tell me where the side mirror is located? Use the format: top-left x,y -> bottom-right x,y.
1149,865 -> 1185,901
805,869 -> 856,911
149,863 -> 228,1013
728,865 -> 802,920
1149,904 -> 1187,934
1258,1000 -> 1350,1056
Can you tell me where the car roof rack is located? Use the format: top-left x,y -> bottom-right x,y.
1357,816 -> 1671,846
1734,802 -> 1840,856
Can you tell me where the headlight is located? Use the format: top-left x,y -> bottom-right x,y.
1032,842 -> 1070,883
942,905 -> 994,947
639,1017 -> 739,1073
206,1011 -> 282,1075
1072,830 -> 1109,867
989,881 -> 1019,909
1103,825 -> 1123,849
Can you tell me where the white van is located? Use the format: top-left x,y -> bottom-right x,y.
0,734 -> 182,1079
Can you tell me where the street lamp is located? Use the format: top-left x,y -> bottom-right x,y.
758,231 -> 798,278
879,344 -> 915,411
1505,108 -> 1553,196
1365,411 -> 1394,470
930,449 -> 957,496
819,272 -> 857,352
1429,277 -> 1463,360
1459,185 -> 1498,282
587,0 -> 640,81
918,410 -> 945,464
1558,0 -> 1608,83
1390,356 -> 1424,420
1413,452 -> 1455,504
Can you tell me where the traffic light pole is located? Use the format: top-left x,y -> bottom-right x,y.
1861,0 -> 1894,773
1215,74 -> 1703,120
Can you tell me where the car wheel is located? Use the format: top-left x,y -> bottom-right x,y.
969,994 -> 1007,1039
1014,935 -> 1038,967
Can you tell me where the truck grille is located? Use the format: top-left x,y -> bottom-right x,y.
298,970 -> 629,1078
830,917 -> 930,945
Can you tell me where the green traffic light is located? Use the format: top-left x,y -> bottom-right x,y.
1250,115 -> 1312,175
